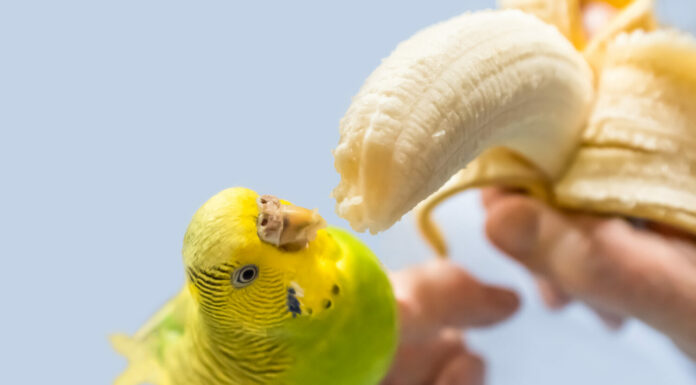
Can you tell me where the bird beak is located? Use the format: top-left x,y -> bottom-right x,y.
256,195 -> 327,251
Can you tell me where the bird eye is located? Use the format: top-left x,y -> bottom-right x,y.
232,265 -> 258,288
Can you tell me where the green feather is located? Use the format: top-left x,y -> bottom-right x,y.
283,227 -> 398,385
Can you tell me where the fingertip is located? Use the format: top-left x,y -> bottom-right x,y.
485,195 -> 542,261
482,286 -> 521,323
459,285 -> 521,328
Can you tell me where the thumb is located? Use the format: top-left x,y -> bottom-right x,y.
485,195 -> 696,351
484,195 -> 597,280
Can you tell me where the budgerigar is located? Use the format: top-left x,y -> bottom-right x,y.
111,187 -> 398,385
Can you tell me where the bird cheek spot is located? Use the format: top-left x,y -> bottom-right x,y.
322,299 -> 332,309
287,287 -> 302,318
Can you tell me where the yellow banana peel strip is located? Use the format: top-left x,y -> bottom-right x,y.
415,148 -> 549,257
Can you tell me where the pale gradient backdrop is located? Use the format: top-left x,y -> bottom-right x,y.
1,1 -> 695,384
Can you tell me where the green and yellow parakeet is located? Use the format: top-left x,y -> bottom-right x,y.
111,187 -> 398,385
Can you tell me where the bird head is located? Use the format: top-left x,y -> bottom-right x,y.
182,187 -> 341,334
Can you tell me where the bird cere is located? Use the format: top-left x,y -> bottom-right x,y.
256,194 -> 326,251
113,0 -> 696,383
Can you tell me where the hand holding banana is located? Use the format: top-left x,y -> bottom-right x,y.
484,186 -> 696,361
332,0 -> 696,257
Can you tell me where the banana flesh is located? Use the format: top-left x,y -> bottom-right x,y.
332,10 -> 594,234
332,1 -> 696,256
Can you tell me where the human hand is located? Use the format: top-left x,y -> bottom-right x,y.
382,259 -> 519,385
483,188 -> 696,360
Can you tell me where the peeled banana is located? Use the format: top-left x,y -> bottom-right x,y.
332,1 -> 696,256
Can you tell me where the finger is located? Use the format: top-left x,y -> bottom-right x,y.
647,221 -> 696,243
646,223 -> 696,265
536,277 -> 571,309
589,220 -> 696,335
392,260 -> 520,341
485,195 -> 696,344
382,329 -> 466,385
668,237 -> 696,266
537,276 -> 625,329
434,352 -> 485,385
485,194 -> 608,281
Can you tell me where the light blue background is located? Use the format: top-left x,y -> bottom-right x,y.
2,1 -> 695,384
